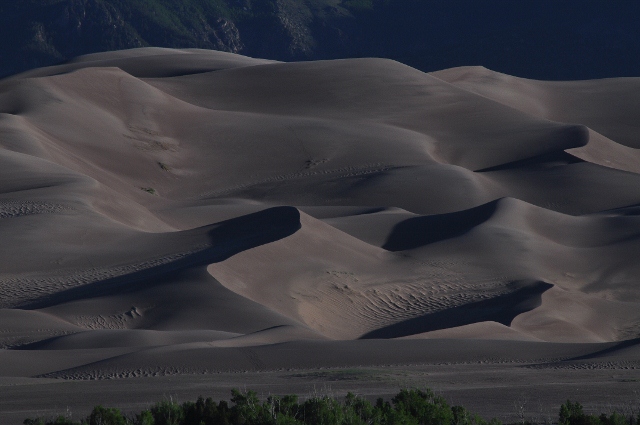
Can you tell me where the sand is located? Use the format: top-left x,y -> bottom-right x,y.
1,48 -> 639,423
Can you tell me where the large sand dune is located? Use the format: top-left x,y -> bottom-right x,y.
1,48 -> 640,421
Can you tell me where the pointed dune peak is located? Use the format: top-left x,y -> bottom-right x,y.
431,66 -> 534,88
382,200 -> 501,251
380,196 -> 588,252
2,48 -> 640,386
567,129 -> 640,175
212,210 -> 562,340
449,122 -> 590,172
434,65 -> 640,150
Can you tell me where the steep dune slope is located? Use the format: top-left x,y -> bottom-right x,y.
431,66 -> 640,149
1,48 -> 640,380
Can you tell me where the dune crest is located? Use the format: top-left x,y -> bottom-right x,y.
1,48 -> 640,383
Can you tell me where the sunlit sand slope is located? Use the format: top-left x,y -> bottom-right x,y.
1,49 -> 640,379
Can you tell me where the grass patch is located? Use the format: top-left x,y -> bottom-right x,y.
140,187 -> 157,195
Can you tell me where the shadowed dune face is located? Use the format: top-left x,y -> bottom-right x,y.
1,48 -> 640,379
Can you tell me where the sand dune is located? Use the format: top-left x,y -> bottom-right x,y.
1,48 -> 640,408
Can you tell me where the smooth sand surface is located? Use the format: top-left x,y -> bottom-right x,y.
1,48 -> 640,422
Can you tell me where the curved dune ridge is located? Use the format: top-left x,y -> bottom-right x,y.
1,48 -> 640,379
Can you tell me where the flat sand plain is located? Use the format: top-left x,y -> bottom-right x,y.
1,48 -> 640,423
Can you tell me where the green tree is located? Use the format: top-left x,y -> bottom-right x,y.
560,401 -> 585,425
134,410 -> 154,425
601,412 -> 630,425
151,400 -> 184,425
559,401 -> 604,425
88,405 -> 127,425
343,392 -> 377,425
231,389 -> 262,425
452,406 -> 472,425
50,417 -> 78,425
392,389 -> 454,425
301,395 -> 345,425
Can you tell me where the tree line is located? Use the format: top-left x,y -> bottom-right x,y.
23,388 -> 638,425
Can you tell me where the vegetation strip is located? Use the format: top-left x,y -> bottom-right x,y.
23,388 -> 637,425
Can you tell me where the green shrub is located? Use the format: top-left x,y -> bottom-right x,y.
134,410 -> 154,425
342,392 -> 376,425
23,419 -> 46,425
392,389 -> 453,425
150,400 -> 184,425
88,405 -> 128,425
24,387 -> 636,425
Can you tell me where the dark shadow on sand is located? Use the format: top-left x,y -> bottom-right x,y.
360,280 -> 553,339
20,206 -> 301,310
382,200 -> 499,251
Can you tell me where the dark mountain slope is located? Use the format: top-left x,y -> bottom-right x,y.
2,1 -> 640,80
